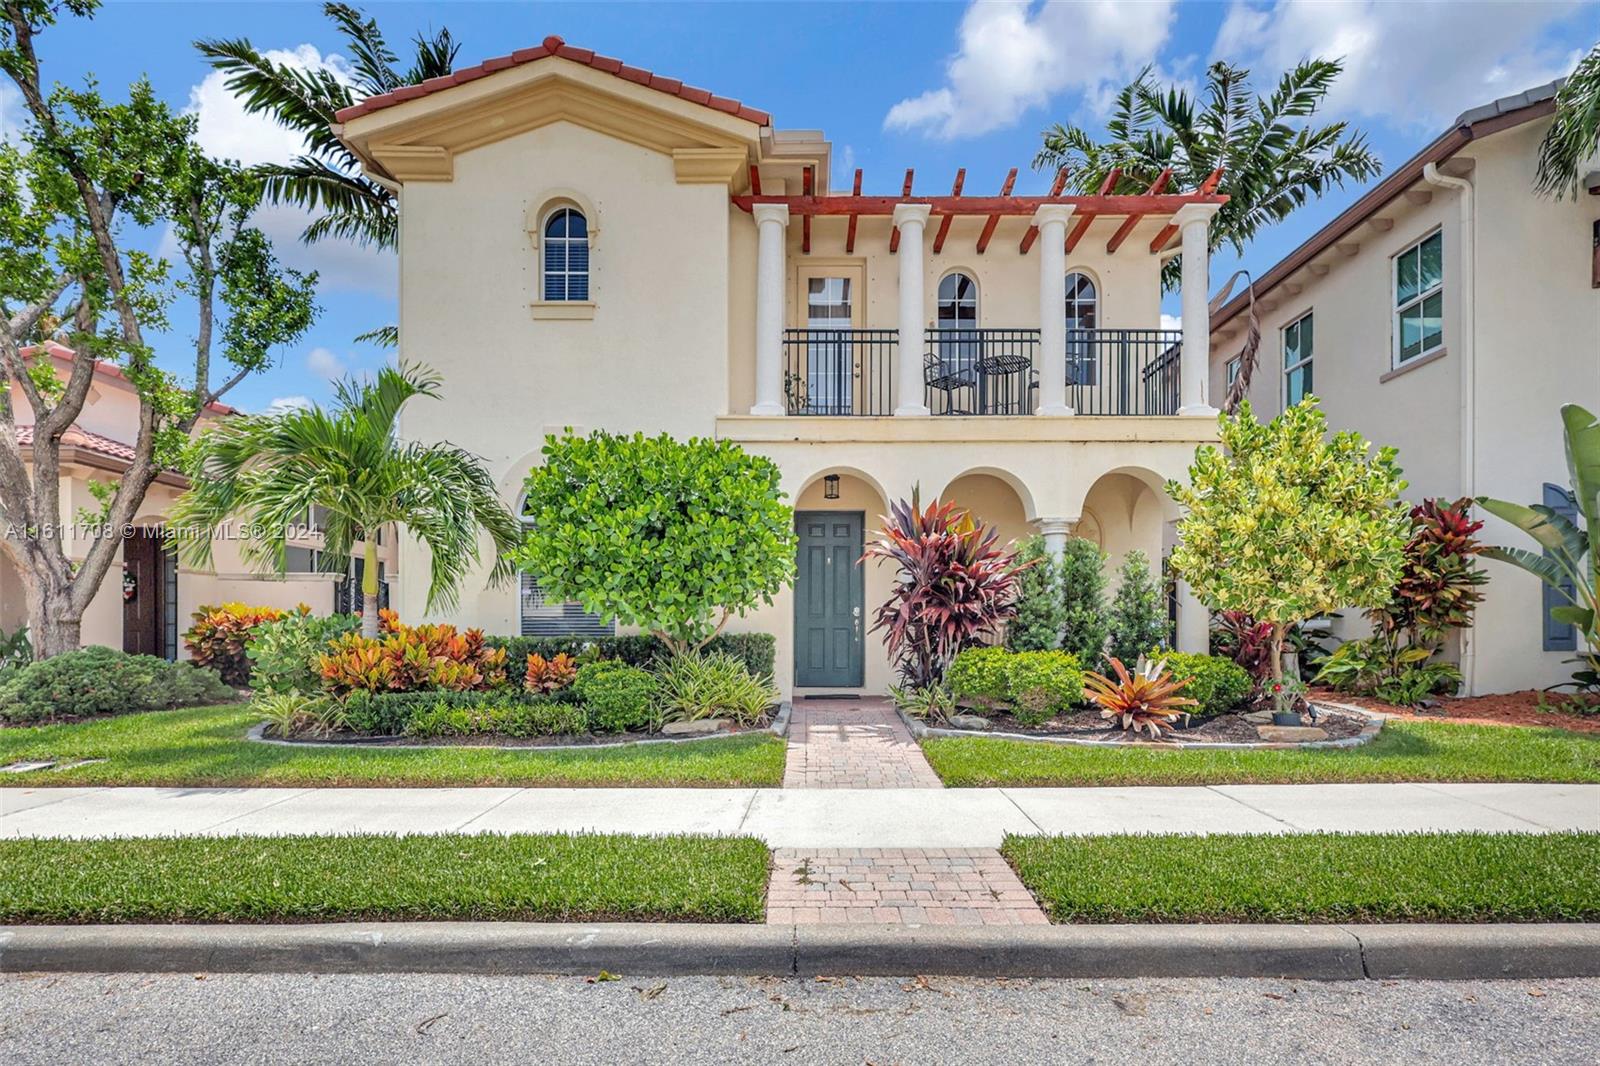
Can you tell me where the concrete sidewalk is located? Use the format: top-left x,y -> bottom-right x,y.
4,782 -> 1595,845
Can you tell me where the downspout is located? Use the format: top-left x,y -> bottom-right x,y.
1421,162 -> 1476,694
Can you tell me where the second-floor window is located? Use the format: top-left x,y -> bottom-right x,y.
1065,271 -> 1098,385
1284,311 -> 1313,405
1394,230 -> 1442,365
936,272 -> 979,375
542,207 -> 589,301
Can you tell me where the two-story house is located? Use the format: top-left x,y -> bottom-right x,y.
333,35 -> 1230,696
1208,82 -> 1600,696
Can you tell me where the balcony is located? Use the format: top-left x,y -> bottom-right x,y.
780,327 -> 1181,417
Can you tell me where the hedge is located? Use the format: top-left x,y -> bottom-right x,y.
344,688 -> 579,737
488,632 -> 775,684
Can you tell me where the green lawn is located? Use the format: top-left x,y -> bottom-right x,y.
924,720 -> 1600,787
0,705 -> 787,788
1003,831 -> 1600,923
0,833 -> 771,924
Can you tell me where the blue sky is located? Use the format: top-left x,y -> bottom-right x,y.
6,0 -> 1596,413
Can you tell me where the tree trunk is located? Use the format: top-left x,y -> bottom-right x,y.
360,538 -> 381,639
25,577 -> 83,660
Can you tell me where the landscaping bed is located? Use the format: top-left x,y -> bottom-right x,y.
923,718 -> 1600,786
1312,686 -> 1600,734
0,704 -> 787,788
912,704 -> 1374,747
0,833 -> 771,924
1002,831 -> 1600,923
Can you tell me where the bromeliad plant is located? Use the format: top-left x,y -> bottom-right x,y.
1083,656 -> 1198,739
862,491 -> 1031,688
1479,404 -> 1600,691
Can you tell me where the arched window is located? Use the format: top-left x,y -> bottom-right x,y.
1065,271 -> 1099,385
518,494 -> 613,637
935,272 -> 979,377
542,207 -> 589,301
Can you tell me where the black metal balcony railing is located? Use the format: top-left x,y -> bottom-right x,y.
924,328 -> 1041,415
1068,328 -> 1182,416
783,328 -> 896,415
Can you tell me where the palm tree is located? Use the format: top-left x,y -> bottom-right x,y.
170,363 -> 521,638
1535,41 -> 1600,199
1036,59 -> 1382,289
195,3 -> 460,255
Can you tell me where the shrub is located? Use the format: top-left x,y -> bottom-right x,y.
523,653 -> 577,694
1083,656 -> 1197,738
889,683 -> 958,721
573,660 -> 658,733
1005,650 -> 1085,726
255,692 -> 345,738
246,613 -> 359,696
1107,551 -> 1168,663
406,697 -> 589,739
946,646 -> 1013,709
514,431 -> 796,656
1060,536 -> 1110,667
1153,651 -> 1252,718
653,652 -> 778,726
342,689 -> 582,736
1007,536 -> 1065,651
184,603 -> 298,686
1210,610 -> 1275,689
317,618 -> 509,695
0,646 -> 233,723
489,633 -> 776,685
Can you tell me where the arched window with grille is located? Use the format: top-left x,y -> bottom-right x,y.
518,494 -> 613,637
542,207 -> 590,301
1065,271 -> 1099,385
935,271 -> 979,376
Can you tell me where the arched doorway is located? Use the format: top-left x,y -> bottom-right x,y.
792,470 -> 889,689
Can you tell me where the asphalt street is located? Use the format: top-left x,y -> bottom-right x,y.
2,971 -> 1596,1065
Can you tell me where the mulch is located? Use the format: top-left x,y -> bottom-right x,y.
1309,686 -> 1600,734
951,706 -> 1368,745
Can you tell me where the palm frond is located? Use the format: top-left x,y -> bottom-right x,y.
1536,42 -> 1600,199
322,2 -> 402,95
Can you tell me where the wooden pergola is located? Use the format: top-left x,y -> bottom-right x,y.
735,167 -> 1226,256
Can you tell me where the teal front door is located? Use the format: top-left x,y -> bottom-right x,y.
794,511 -> 865,687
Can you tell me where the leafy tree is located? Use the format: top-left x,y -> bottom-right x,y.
1059,535 -> 1111,667
1006,535 -> 1065,652
195,2 -> 458,253
1167,399 -> 1410,688
1107,550 -> 1169,662
0,0 -> 318,657
514,432 -> 797,657
1036,59 -> 1381,288
1535,40 -> 1600,199
1478,404 -> 1600,688
171,363 -> 519,638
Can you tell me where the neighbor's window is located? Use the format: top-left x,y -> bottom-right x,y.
1225,356 -> 1241,386
1283,311 -> 1314,405
542,207 -> 590,301
1393,231 -> 1443,365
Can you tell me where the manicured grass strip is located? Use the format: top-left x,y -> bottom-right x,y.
924,720 -> 1600,787
0,833 -> 771,924
1002,831 -> 1600,923
0,705 -> 786,788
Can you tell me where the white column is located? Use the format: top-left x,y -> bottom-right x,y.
1175,579 -> 1208,653
1173,202 -> 1222,417
891,202 -> 932,416
1031,204 -> 1076,416
1036,517 -> 1073,561
750,203 -> 790,416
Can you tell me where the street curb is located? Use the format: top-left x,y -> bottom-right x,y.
4,922 -> 1597,980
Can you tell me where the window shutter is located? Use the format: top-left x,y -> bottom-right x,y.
1542,483 -> 1578,652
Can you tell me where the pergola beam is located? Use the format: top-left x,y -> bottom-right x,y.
734,191 -> 1223,217
931,168 -> 965,254
1018,168 -> 1069,254
1065,168 -> 1120,253
888,169 -> 915,253
975,168 -> 1017,254
1105,167 -> 1172,254
1148,167 -> 1225,253
801,165 -> 814,254
844,168 -> 862,253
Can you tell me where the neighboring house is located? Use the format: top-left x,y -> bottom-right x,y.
1208,83 -> 1600,696
333,35 -> 1230,696
0,342 -> 397,660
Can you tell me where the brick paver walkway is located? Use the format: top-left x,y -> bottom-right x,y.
773,698 -> 1050,925
766,847 -> 1049,926
781,698 -> 943,789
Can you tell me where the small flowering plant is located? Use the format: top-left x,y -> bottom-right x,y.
1267,676 -> 1308,717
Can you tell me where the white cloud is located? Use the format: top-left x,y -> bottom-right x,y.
184,44 -> 395,295
0,79 -> 24,144
305,346 -> 348,381
263,395 -> 313,416
1160,313 -> 1182,332
884,0 -> 1178,139
1214,1 -> 1584,129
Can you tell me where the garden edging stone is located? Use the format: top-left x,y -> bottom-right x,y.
897,704 -> 1385,751
4,922 -> 1597,980
242,701 -> 792,751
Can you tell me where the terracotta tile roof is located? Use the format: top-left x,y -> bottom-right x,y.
334,34 -> 770,127
22,341 -> 238,416
16,423 -> 138,465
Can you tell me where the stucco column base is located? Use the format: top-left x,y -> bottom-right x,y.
1035,403 -> 1076,417
1177,403 -> 1219,418
893,404 -> 932,417
750,401 -> 786,416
